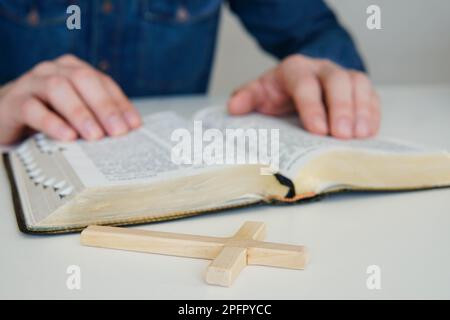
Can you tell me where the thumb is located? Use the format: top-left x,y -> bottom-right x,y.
227,81 -> 264,115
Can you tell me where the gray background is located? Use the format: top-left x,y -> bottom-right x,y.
210,0 -> 450,94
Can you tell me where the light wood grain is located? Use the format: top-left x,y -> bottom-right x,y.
206,246 -> 247,286
81,225 -> 224,259
232,221 -> 266,240
80,221 -> 308,286
205,221 -> 266,286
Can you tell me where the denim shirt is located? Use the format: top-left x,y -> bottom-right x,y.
0,0 -> 365,97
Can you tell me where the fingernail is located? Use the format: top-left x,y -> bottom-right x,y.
313,116 -> 327,134
107,114 -> 128,136
124,111 -> 141,128
356,118 -> 370,138
57,126 -> 75,141
83,119 -> 103,140
337,118 -> 352,138
228,93 -> 249,114
228,98 -> 239,114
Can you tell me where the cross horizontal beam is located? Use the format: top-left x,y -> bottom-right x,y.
81,222 -> 308,286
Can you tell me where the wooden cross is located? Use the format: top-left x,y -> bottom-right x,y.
81,221 -> 308,287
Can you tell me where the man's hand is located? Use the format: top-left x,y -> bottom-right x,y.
228,54 -> 380,139
0,54 -> 142,145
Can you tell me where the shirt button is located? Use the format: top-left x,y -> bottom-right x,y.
102,0 -> 113,14
176,6 -> 189,22
98,60 -> 110,72
26,8 -> 40,26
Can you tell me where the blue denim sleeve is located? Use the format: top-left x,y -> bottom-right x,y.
228,0 -> 366,72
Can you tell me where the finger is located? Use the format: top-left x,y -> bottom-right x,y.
371,90 -> 381,134
56,54 -> 86,68
57,55 -> 141,130
31,60 -> 58,76
255,73 -> 294,116
282,71 -> 328,135
101,74 -> 142,128
17,97 -> 77,141
0,97 -> 26,144
65,67 -> 129,136
319,64 -> 354,139
227,80 -> 264,115
32,74 -> 104,140
258,101 -> 294,116
351,71 -> 374,138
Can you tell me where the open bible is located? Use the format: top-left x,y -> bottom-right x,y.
3,106 -> 450,234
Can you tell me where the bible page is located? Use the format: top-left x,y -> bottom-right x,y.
194,107 -> 441,179
55,111 -> 214,187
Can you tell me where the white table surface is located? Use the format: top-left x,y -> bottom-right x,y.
1,85 -> 450,299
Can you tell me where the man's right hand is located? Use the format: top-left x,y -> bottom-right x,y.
0,54 -> 142,145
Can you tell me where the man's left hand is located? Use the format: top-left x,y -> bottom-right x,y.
228,54 -> 380,139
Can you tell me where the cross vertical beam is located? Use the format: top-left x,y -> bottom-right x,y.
206,221 -> 266,286
81,221 -> 308,287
